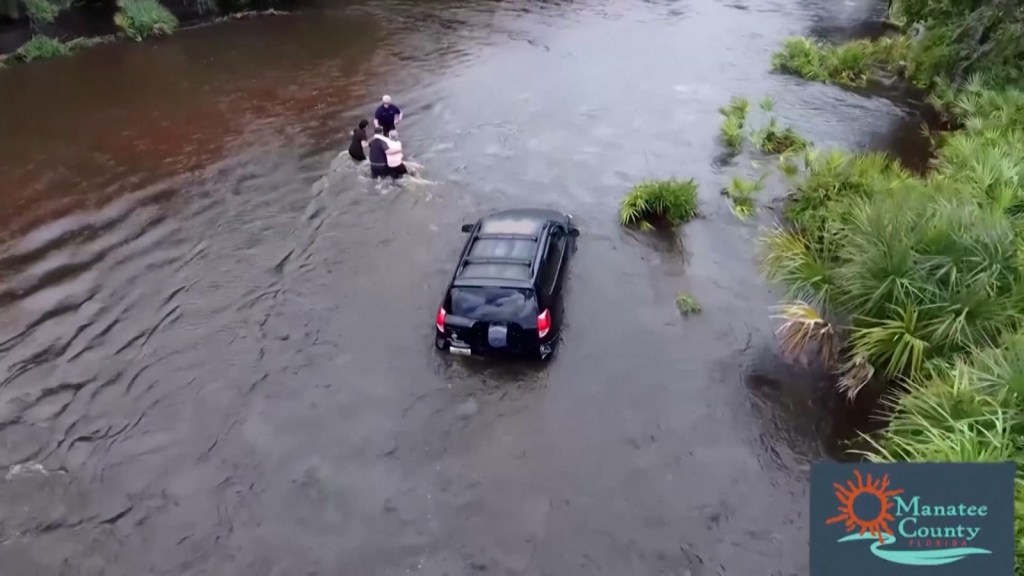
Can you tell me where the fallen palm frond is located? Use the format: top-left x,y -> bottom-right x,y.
770,300 -> 837,368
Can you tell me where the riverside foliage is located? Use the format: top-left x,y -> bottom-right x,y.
763,0 -> 1024,570
115,0 -> 179,41
619,178 -> 699,231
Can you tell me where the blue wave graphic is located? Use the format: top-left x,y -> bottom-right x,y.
837,533 -> 992,566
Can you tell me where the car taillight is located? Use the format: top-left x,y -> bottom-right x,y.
537,309 -> 551,338
436,306 -> 446,332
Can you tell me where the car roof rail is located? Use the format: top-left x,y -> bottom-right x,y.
463,256 -> 533,266
474,233 -> 539,242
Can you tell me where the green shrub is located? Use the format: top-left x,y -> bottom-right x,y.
24,0 -> 61,23
115,0 -> 179,41
16,35 -> 71,61
765,185 -> 1024,396
785,150 -> 912,250
619,178 -> 699,230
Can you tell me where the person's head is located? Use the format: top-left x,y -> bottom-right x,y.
382,94 -> 392,108
388,129 -> 399,141
358,119 -> 368,130
373,126 -> 384,135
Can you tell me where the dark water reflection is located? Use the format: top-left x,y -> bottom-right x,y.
0,0 -> 925,573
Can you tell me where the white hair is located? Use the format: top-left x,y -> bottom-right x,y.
382,95 -> 392,103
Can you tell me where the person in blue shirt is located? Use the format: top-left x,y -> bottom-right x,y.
374,95 -> 402,138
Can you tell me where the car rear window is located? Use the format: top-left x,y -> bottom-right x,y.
460,263 -> 531,281
469,238 -> 536,260
449,286 -> 538,323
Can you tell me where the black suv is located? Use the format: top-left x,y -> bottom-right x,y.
434,208 -> 579,360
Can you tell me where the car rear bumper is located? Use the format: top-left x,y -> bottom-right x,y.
435,332 -> 555,359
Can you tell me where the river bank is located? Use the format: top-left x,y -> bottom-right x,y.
0,0 -> 297,63
761,0 -> 1024,570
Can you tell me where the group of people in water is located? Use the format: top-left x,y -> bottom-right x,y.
348,94 -> 418,180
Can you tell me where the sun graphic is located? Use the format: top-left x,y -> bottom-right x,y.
826,469 -> 904,543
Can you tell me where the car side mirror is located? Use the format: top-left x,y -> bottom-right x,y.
460,224 -> 474,233
568,228 -> 580,238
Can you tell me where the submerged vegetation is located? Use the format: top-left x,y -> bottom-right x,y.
749,97 -> 808,154
723,175 -> 762,220
718,96 -> 750,151
619,178 -> 699,231
675,292 -> 702,316
763,0 -> 1024,568
718,95 -> 808,155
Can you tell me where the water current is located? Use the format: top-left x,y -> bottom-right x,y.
0,0 -> 932,573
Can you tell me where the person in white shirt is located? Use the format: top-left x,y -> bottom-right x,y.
379,130 -> 412,178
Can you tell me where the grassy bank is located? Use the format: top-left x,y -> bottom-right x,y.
3,0 -> 179,64
2,0 -> 291,67
762,0 -> 1024,570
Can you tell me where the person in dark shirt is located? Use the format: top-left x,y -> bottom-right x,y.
367,127 -> 392,179
373,95 -> 402,137
348,119 -> 369,161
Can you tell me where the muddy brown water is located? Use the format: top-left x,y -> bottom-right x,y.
0,0 -> 930,574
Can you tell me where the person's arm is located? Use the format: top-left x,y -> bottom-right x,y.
395,107 -> 403,124
373,108 -> 382,128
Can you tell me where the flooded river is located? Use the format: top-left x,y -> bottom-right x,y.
0,0 -> 928,573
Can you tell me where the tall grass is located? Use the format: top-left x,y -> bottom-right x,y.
619,178 -> 699,231
115,0 -> 179,41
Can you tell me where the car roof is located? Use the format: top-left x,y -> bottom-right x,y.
452,209 -> 567,289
